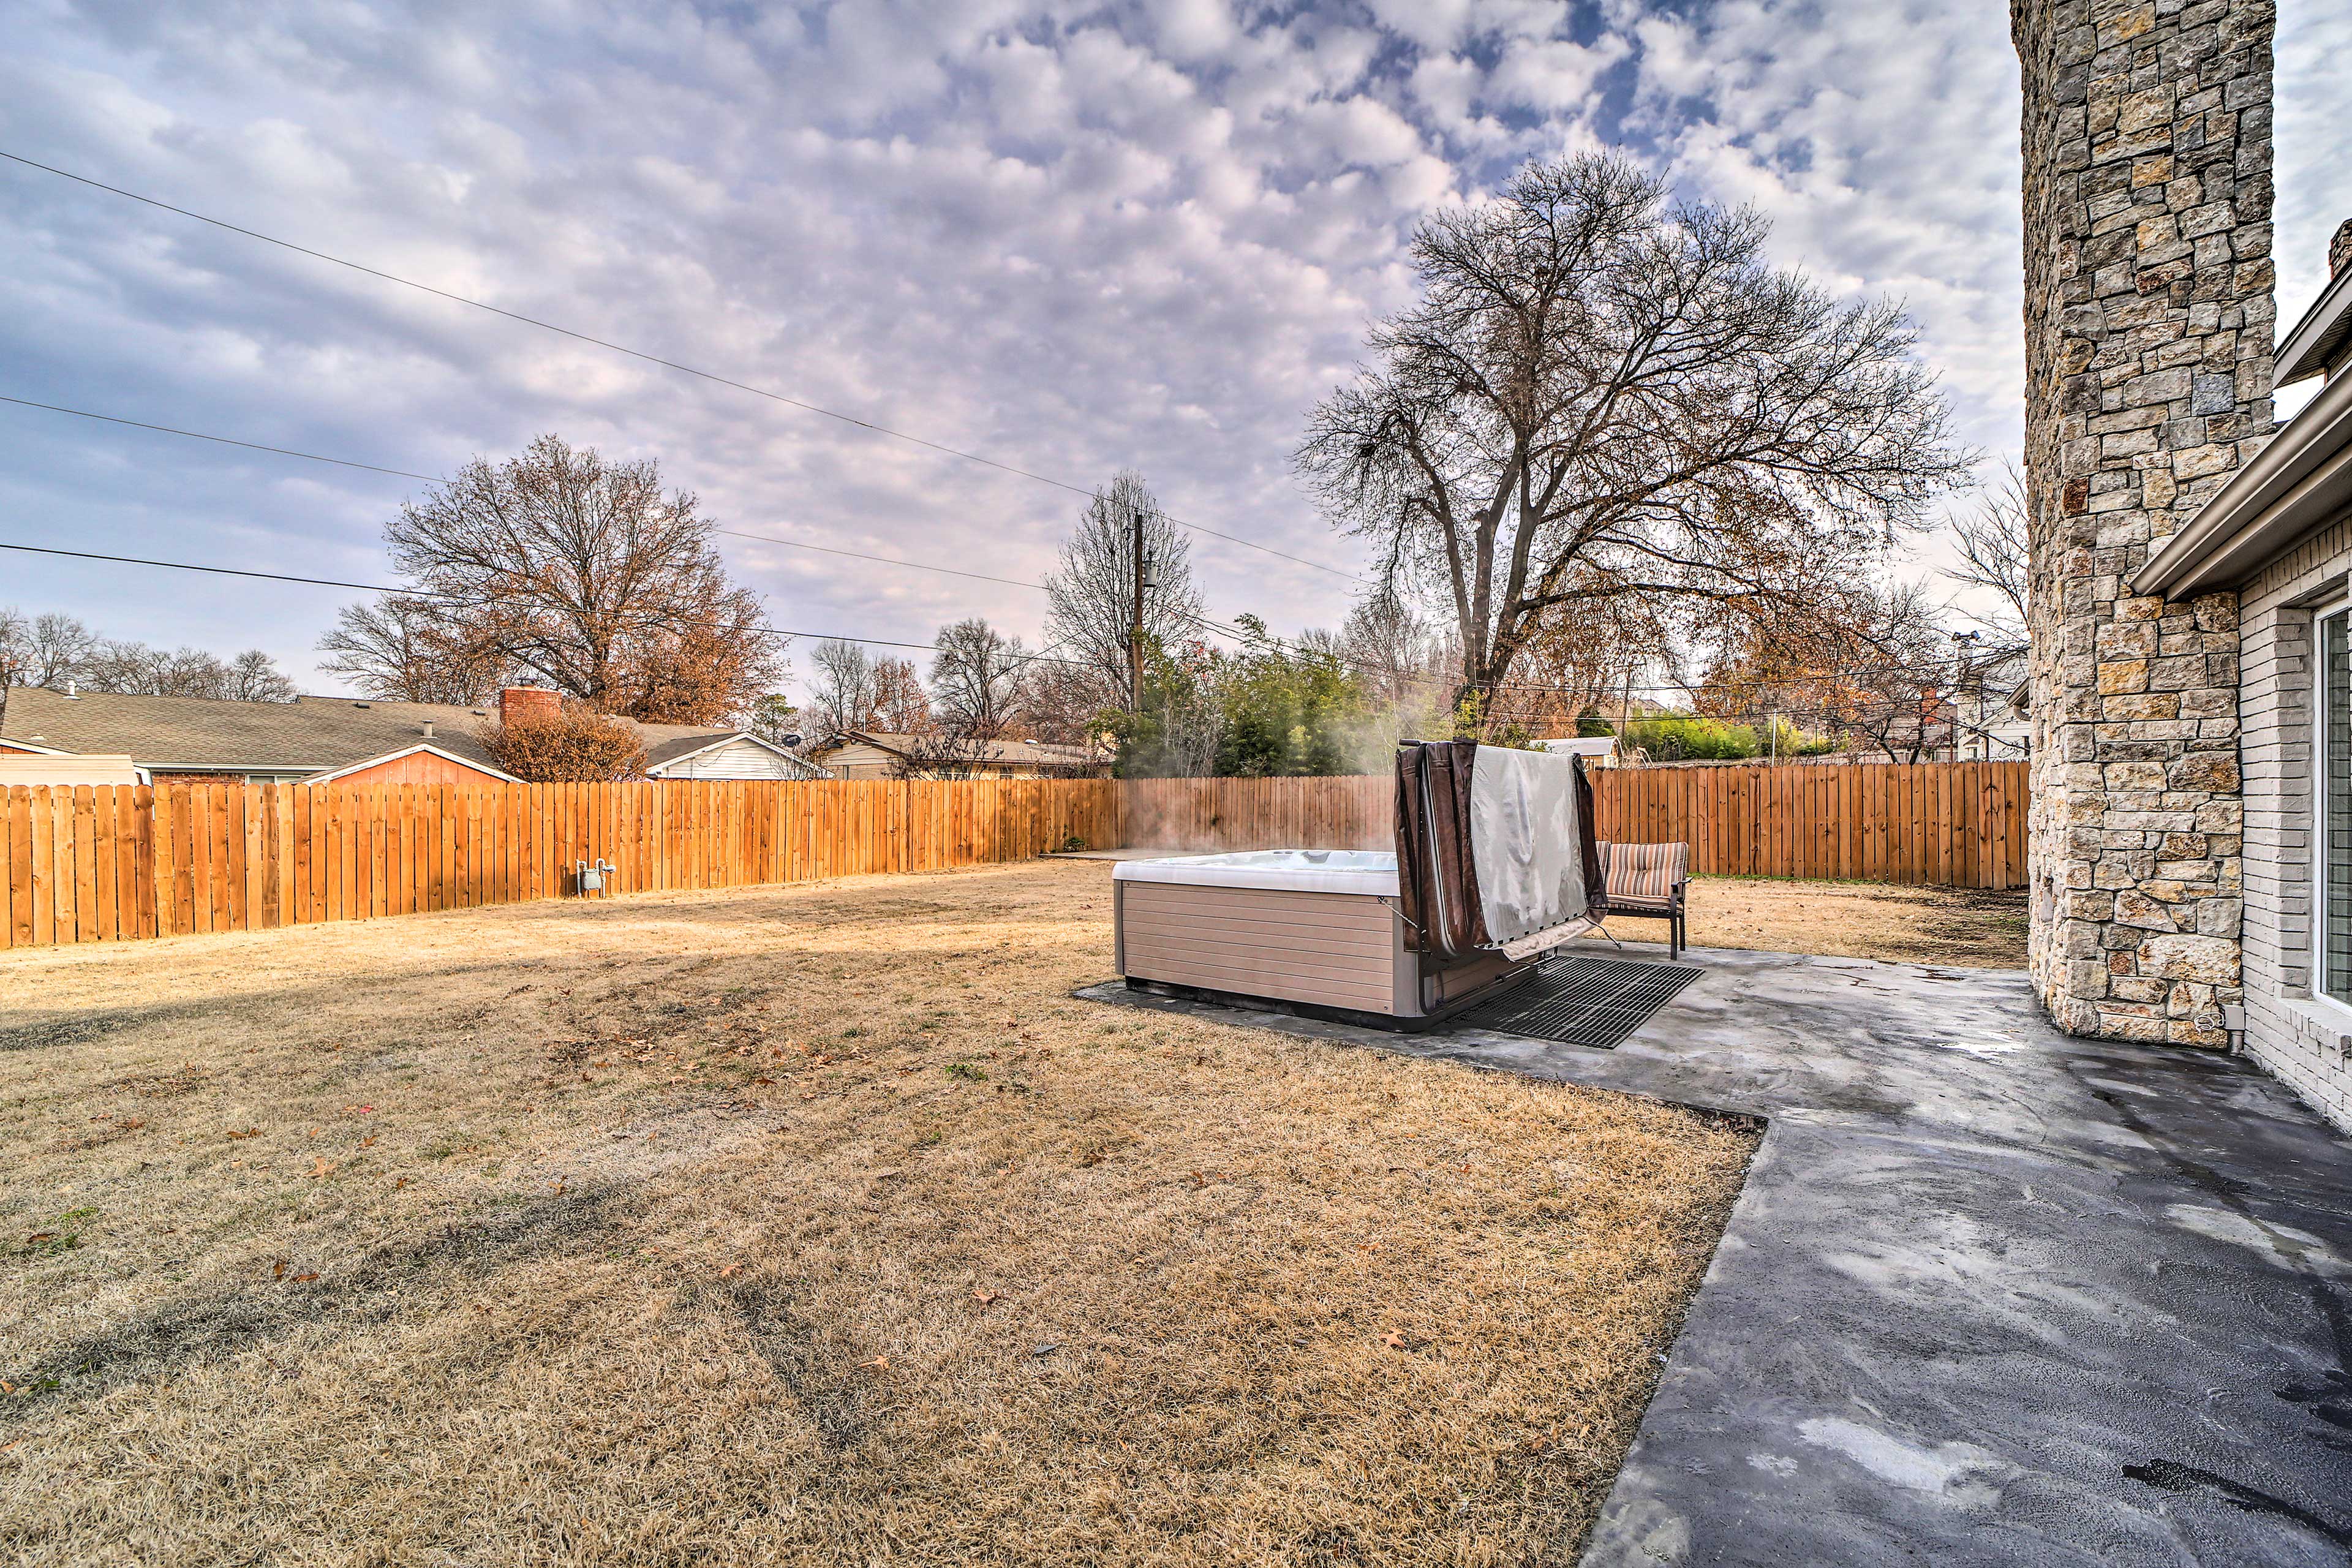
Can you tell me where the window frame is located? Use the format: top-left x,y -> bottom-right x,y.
2313,596 -> 2352,1017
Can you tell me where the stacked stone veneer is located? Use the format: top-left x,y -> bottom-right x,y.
2013,0 -> 2275,1046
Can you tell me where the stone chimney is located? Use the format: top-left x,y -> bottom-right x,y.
2331,217 -> 2352,279
500,686 -> 561,726
2011,0 -> 2275,1045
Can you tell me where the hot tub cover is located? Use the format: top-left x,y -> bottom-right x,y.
1394,741 -> 1602,961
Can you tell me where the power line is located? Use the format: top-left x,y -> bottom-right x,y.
711,528 -> 1043,592
1,149 -> 1368,585
0,391 -> 1057,594
0,394 -> 442,481
0,540 -> 1092,666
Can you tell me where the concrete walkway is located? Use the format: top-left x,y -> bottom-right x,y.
1076,944 -> 2352,1566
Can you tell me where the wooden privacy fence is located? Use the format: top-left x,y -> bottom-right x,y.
0,761 -> 2027,949
1121,761 -> 2030,889
1121,775 -> 1396,854
1,778 -> 1116,949
1594,760 -> 2027,889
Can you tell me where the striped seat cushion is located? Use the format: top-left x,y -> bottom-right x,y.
1599,841 -> 1687,909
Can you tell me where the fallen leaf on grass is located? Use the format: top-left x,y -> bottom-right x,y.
393,1177 -> 409,1190
718,1263 -> 742,1278
273,1260 -> 287,1280
1382,1331 -> 1408,1350
972,1287 -> 999,1305
24,1233 -> 55,1244
308,1158 -> 337,1180
864,1356 -> 889,1371
360,1136 -> 377,1149
290,1272 -> 318,1283
227,1129 -> 260,1139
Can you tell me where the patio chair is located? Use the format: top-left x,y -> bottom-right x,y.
1596,840 -> 1690,960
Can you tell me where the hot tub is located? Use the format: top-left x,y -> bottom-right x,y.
1112,850 -> 1530,1027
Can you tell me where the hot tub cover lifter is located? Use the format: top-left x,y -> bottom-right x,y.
1393,741 -> 1603,962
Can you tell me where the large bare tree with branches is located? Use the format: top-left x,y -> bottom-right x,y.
1296,154 -> 1970,718
319,596 -> 503,705
1943,461 -> 2029,649
1044,470 -> 1204,712
330,434 -> 783,725
927,617 -> 1031,740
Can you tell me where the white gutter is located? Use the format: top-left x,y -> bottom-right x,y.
2133,364 -> 2352,598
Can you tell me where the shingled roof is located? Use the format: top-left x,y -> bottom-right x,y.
0,687 -> 821,779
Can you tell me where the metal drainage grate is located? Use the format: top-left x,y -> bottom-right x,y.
1447,952 -> 1703,1050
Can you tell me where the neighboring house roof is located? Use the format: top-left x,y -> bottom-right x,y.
0,686 -> 825,781
813,731 -> 1101,769
640,732 -> 829,779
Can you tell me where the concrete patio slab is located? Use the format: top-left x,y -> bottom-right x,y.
1076,943 -> 2352,1566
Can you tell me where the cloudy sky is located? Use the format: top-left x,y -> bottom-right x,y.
3,0 -> 2346,704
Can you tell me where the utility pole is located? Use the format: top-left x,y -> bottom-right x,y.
1127,505 -> 1148,715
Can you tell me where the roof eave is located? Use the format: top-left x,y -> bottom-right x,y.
2133,364 -> 2352,598
2278,266 -> 2352,388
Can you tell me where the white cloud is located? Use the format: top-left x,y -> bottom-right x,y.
1,0 -> 2342,700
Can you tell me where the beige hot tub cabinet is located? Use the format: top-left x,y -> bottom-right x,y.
1112,850 -> 1527,1027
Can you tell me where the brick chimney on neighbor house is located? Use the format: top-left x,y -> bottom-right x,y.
2011,0 -> 2277,1046
500,686 -> 561,726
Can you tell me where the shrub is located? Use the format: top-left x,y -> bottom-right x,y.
1624,715 -> 1758,761
481,704 -> 646,781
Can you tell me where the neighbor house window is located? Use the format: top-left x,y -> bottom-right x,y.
2321,605 -> 2352,1008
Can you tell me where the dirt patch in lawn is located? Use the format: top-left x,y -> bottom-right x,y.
0,860 -> 1755,1567
1593,876 -> 2028,970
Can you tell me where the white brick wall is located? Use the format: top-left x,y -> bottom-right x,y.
2236,508 -> 2352,1133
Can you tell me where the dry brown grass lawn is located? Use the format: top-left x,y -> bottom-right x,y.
1598,876 -> 2029,970
1,859 -> 1756,1567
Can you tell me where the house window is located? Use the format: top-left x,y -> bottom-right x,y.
2321,605 -> 2352,1007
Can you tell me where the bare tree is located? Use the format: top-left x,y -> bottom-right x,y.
870,656 -> 933,733
1295,153 -> 1970,717
222,650 -> 299,703
1336,587 -> 1439,707
1944,461 -> 2029,646
928,617 -> 1031,740
70,639 -> 298,701
318,596 -> 502,704
0,609 -> 97,690
888,728 -> 1001,779
1045,470 -> 1204,711
1020,657 -> 1112,747
806,639 -> 878,740
344,434 -> 783,725
1698,579 -> 1957,761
